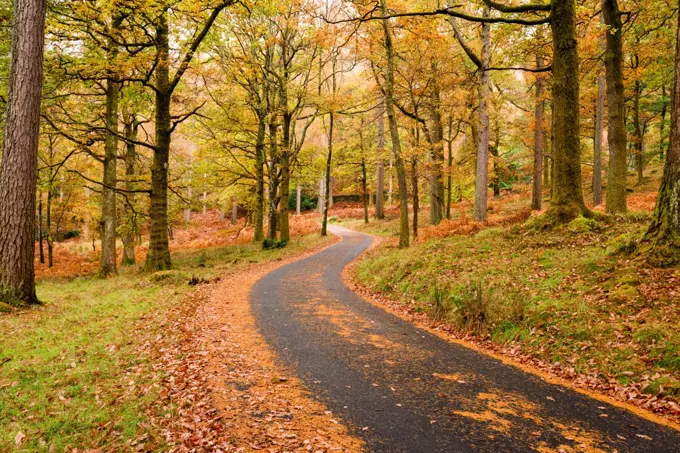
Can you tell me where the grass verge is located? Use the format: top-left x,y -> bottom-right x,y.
0,234 -> 330,451
352,212 -> 680,418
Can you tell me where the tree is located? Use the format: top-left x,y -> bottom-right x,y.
532,53 -> 546,211
0,0 -> 47,304
145,2 -> 234,271
593,31 -> 604,207
545,0 -> 589,222
447,5 -> 491,222
641,11 -> 680,267
603,0 -> 627,214
375,99 -> 386,219
379,0 -> 409,248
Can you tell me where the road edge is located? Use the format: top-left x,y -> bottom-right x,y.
340,230 -> 680,433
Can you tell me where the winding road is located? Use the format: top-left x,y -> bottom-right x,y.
250,226 -> 680,452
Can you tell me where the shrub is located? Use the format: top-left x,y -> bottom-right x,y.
149,270 -> 188,285
605,233 -> 639,256
431,285 -> 448,321
196,250 -> 208,267
62,230 -> 81,240
567,216 -> 598,234
262,238 -> 288,250
288,192 -> 317,211
448,280 -> 526,335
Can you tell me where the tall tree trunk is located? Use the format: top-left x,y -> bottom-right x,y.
280,149 -> 290,241
362,158 -> 369,224
546,0 -> 589,222
146,12 -> 172,271
491,126 -> 501,198
0,0 -> 46,304
642,11 -> 680,266
38,191 -> 44,264
318,177 -> 325,215
660,84 -> 668,160
329,177 -> 335,208
121,118 -> 138,266
603,0 -> 628,214
46,189 -> 53,268
429,77 -> 445,225
322,112 -> 334,236
632,79 -> 644,185
593,48 -> 605,206
381,0 -> 409,248
267,122 -> 279,241
202,175 -> 207,214
412,157 -> 419,238
388,159 -> 393,205
474,7 -> 491,222
547,101 -> 554,198
254,118 -> 266,241
100,76 -> 119,277
296,184 -> 302,216
231,197 -> 238,224
446,117 -> 454,219
280,112 -> 292,242
375,98 -> 386,219
532,54 -> 546,210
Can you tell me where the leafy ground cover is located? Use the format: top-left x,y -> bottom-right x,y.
0,232 -> 330,451
351,211 -> 680,422
34,210 -> 322,280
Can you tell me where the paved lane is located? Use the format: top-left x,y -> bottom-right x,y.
250,226 -> 680,452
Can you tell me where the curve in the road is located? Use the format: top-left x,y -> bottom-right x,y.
250,225 -> 680,453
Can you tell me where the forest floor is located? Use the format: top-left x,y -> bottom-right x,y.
3,164 -> 677,450
0,215 -> 360,451
335,166 -> 680,425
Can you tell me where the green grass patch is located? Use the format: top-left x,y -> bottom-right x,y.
353,214 -> 680,401
0,234 -> 329,451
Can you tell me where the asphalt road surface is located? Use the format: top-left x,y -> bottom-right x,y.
250,225 -> 680,452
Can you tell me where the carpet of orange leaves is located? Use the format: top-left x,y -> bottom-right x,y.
35,210 -> 322,280
330,189 -> 533,241
150,238 -> 362,452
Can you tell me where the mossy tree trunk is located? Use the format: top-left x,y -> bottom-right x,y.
473,7 -> 491,222
603,0 -> 628,214
381,0 -> 409,248
593,42 -> 605,206
145,11 -> 172,271
254,117 -> 266,241
446,116 -> 455,220
361,158 -> 369,224
412,155 -> 419,238
321,112 -> 334,237
632,78 -> 644,185
532,54 -> 546,211
38,191 -> 45,264
267,121 -> 280,241
121,116 -> 139,266
545,0 -> 589,223
145,5 -> 227,270
491,125 -> 501,198
642,11 -> 680,267
428,69 -> 445,225
100,76 -> 119,277
375,98 -> 385,219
